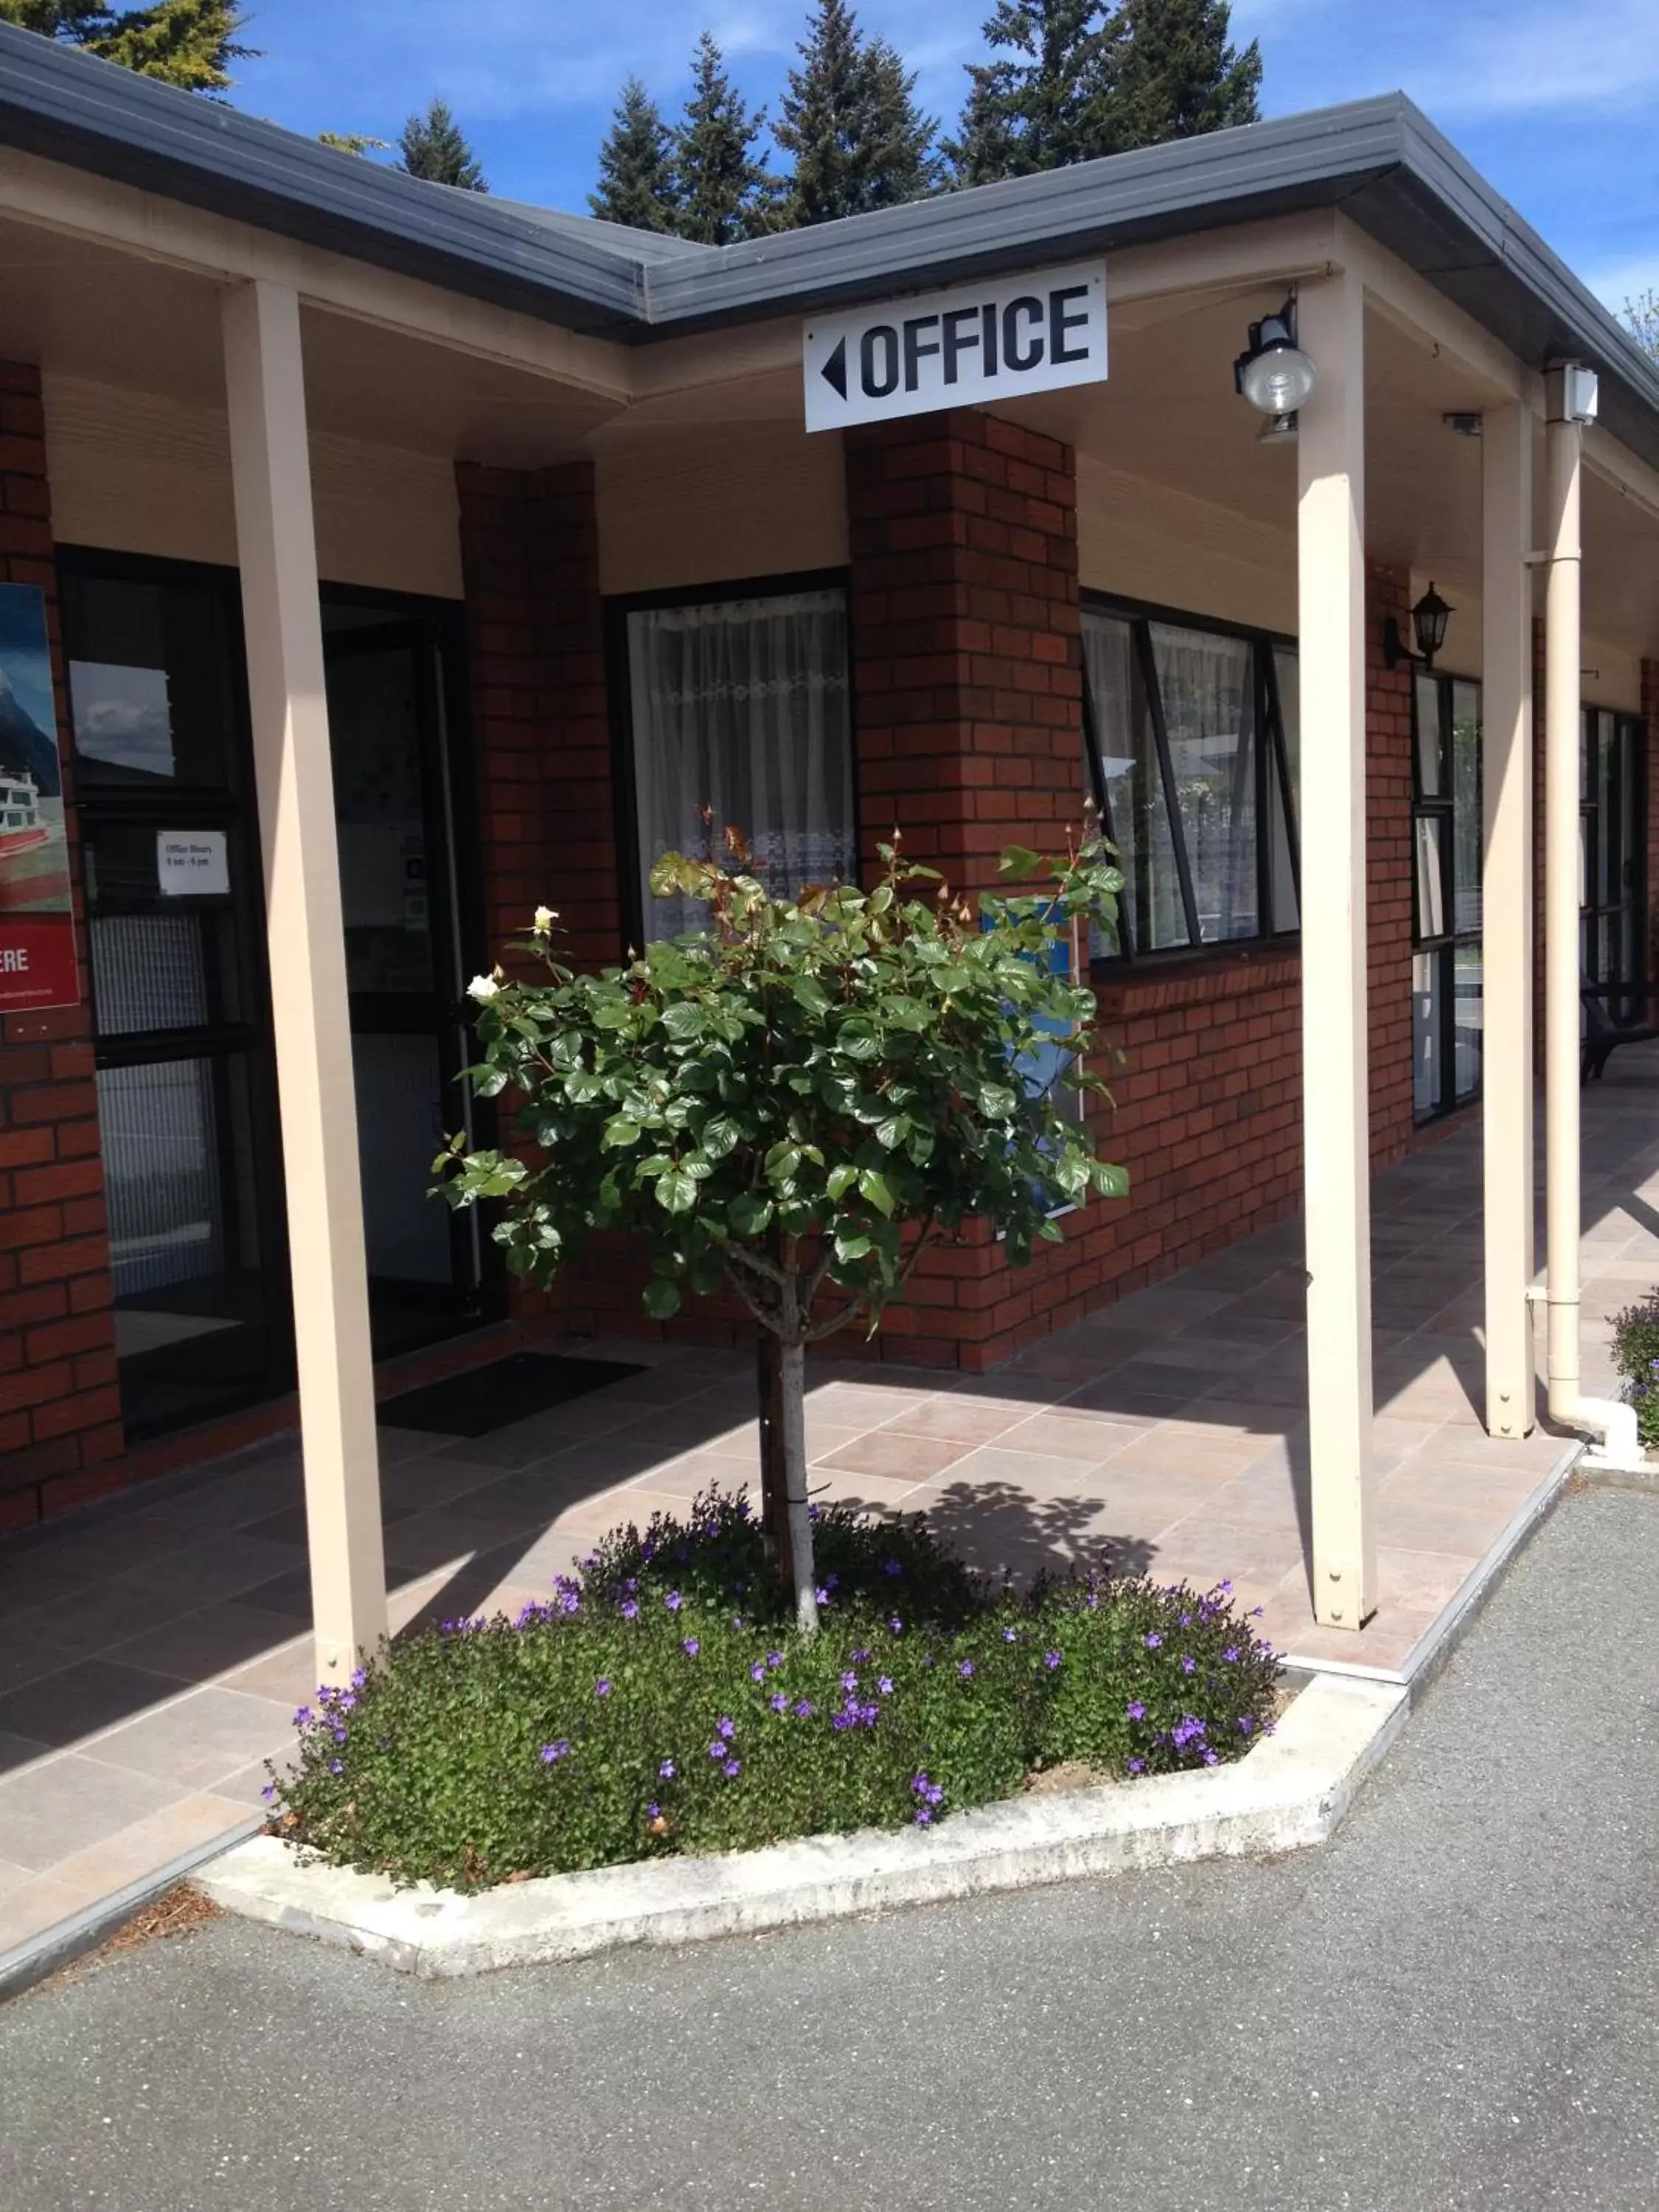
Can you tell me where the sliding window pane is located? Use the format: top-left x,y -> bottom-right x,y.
1450,681 -> 1482,935
83,817 -> 244,1034
1414,673 -> 1444,795
97,1055 -> 260,1302
1082,611 -> 1187,952
1414,815 -> 1447,940
1453,943 -> 1483,1102
1268,646 -> 1299,933
629,591 -> 854,938
1413,951 -> 1441,1121
63,574 -> 239,792
1149,622 -> 1256,942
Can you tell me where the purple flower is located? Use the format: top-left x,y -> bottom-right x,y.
647,1801 -> 661,1820
329,1758 -> 344,1776
1223,1646 -> 1241,1663
750,1661 -> 766,1683
915,1806 -> 935,1826
877,1676 -> 894,1696
1179,1613 -> 1192,1628
1127,1700 -> 1147,1720
1180,1657 -> 1197,1676
1127,1758 -> 1144,1775
293,1705 -> 313,1728
260,1783 -> 274,1801
1144,1633 -> 1162,1650
595,1679 -> 612,1698
794,1700 -> 815,1719
959,1659 -> 975,1679
1203,1749 -> 1220,1767
682,1636 -> 700,1658
813,1586 -> 831,1607
766,1651 -> 783,1669
889,1615 -> 904,1635
659,1759 -> 676,1779
723,1759 -> 741,1779
665,1590 -> 683,1613
708,1742 -> 726,1761
770,1691 -> 789,1712
882,1559 -> 903,1577
717,1716 -> 736,1739
1237,1717 -> 1254,1733
350,1667 -> 367,1689
841,1671 -> 859,1691
1044,1650 -> 1062,1670
620,1599 -> 639,1620
1002,1627 -> 1018,1643
540,1739 -> 572,1764
851,1648 -> 872,1665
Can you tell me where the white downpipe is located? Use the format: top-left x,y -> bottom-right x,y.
1542,383 -> 1641,1468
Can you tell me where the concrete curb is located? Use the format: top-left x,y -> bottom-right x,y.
196,1673 -> 1405,1978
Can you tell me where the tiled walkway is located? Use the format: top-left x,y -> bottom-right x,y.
1,1049 -> 1654,1956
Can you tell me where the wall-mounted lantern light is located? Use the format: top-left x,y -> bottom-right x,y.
1234,297 -> 1318,443
1383,582 -> 1455,672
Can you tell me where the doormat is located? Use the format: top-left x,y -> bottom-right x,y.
378,1353 -> 645,1438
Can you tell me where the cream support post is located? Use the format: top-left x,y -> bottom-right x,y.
1542,368 -> 1641,1464
1481,403 -> 1537,1438
222,278 -> 389,1682
1295,268 -> 1377,1630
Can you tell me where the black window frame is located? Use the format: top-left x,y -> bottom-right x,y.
1580,703 -> 1649,1013
1079,591 -> 1300,967
604,567 -> 859,957
1410,667 -> 1484,1125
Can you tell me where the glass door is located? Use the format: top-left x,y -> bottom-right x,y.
1581,708 -> 1647,1018
64,554 -> 291,1438
1411,672 -> 1484,1123
322,602 -> 485,1358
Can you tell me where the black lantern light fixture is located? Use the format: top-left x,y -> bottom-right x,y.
1383,582 -> 1455,672
1234,296 -> 1318,443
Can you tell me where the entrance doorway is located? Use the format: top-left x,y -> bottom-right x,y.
62,552 -> 490,1441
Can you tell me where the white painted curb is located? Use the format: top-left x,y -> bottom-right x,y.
197,1674 -> 1405,1978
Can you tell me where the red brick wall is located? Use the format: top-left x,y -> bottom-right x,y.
845,409 -> 1083,891
0,363 -> 122,1527
1366,563 -> 1417,1164
1643,658 -> 1658,973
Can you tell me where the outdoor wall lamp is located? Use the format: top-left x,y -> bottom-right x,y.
1382,582 -> 1455,672
1234,296 -> 1318,442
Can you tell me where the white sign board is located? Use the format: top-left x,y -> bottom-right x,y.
804,261 -> 1107,434
156,830 -> 229,898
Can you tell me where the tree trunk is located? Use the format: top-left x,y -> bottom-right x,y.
778,1340 -> 818,1634
755,1332 -> 793,1586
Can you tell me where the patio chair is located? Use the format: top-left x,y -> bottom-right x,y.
1581,981 -> 1659,1083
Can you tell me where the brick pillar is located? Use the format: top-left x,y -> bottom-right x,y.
1365,562 -> 1416,1164
1643,658 -> 1659,976
455,459 -> 618,1326
0,363 -> 122,1527
845,411 -> 1083,895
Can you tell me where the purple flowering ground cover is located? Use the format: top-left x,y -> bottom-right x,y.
273,1489 -> 1281,1892
1612,1293 -> 1659,1451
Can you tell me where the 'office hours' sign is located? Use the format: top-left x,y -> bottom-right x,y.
804,261 -> 1107,432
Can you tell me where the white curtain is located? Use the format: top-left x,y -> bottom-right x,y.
1150,622 -> 1258,943
628,591 -> 855,939
1081,610 -> 1188,954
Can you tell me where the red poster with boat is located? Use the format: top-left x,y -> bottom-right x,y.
0,582 -> 77,1012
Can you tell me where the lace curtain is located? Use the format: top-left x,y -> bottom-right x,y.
627,590 -> 855,939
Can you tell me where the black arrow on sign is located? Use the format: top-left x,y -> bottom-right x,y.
820,335 -> 849,400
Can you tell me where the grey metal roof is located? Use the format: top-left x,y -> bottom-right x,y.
1,24 -> 1656,467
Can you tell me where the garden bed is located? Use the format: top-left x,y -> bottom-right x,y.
268,1487 -> 1282,1893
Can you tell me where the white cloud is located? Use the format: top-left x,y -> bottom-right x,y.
1392,0 -> 1659,122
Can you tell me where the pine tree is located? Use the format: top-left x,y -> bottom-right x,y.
1109,0 -> 1260,148
946,0 -> 1119,187
0,0 -> 246,93
590,77 -> 680,232
775,0 -> 940,227
397,97 -> 488,192
672,32 -> 779,245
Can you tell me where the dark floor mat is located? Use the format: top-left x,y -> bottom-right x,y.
378,1352 -> 645,1437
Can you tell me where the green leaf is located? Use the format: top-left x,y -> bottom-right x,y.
977,1083 -> 1018,1119
602,1114 -> 641,1149
641,1277 -> 681,1318
728,1192 -> 774,1236
826,1164 -> 858,1201
874,1114 -> 909,1151
858,1167 -> 894,1217
659,1001 -> 706,1043
655,1169 -> 698,1214
765,1141 -> 802,1191
833,1231 -> 874,1262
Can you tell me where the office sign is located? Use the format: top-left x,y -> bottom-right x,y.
0,582 -> 77,1012
804,260 -> 1107,433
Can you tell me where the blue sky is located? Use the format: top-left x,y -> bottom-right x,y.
234,0 -> 1658,314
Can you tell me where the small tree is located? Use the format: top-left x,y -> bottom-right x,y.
590,77 -> 681,232
439,830 -> 1127,1632
398,96 -> 488,191
1109,0 -> 1261,148
776,0 -> 941,226
672,31 -> 779,244
1624,288 -> 1659,362
1,0 -> 246,92
947,0 -> 1119,186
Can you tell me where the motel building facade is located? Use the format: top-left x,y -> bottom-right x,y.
0,28 -> 1655,1683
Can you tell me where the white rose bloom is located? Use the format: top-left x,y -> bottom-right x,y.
532,905 -> 558,935
467,974 -> 501,1002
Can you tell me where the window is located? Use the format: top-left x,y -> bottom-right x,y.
1079,602 -> 1298,960
1411,672 -> 1483,1122
1581,706 -> 1646,1012
620,582 -> 856,940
